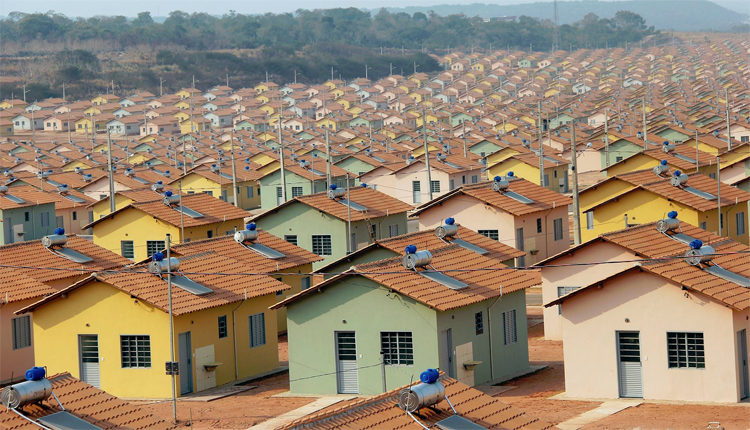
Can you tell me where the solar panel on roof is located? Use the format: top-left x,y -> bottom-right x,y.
502,191 -> 534,204
683,186 -> 716,201
338,199 -> 367,212
172,205 -> 204,218
37,411 -> 100,430
436,415 -> 488,430
443,161 -> 464,169
219,172 -> 233,180
705,266 -> 750,287
310,168 -> 326,176
172,275 -> 213,295
371,155 -> 386,162
1,194 -> 26,204
53,247 -> 94,263
61,194 -> 87,204
46,179 -> 63,187
450,238 -> 489,255
243,242 -> 286,259
418,270 -> 468,290
132,176 -> 150,185
673,153 -> 697,164
670,233 -> 698,244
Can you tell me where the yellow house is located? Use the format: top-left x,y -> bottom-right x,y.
580,170 -> 750,244
170,164 -> 262,210
604,145 -> 718,178
487,152 -> 571,193
180,119 -> 209,135
171,230 -> 322,333
410,141 -> 440,158
84,192 -> 250,258
91,95 -> 119,106
486,146 -> 524,165
175,88 -> 201,99
20,251 -> 288,399
316,117 -> 339,131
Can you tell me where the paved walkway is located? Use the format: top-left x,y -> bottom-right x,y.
248,396 -> 354,430
556,399 -> 643,430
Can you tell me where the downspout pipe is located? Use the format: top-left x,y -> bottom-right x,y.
233,288 -> 248,381
487,294 -> 502,381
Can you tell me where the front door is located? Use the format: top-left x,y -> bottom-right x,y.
617,331 -> 643,398
440,329 -> 454,378
739,329 -> 749,399
79,335 -> 100,389
276,187 -> 283,205
3,218 -> 12,244
335,332 -> 358,394
178,331 -> 193,395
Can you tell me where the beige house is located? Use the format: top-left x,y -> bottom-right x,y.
547,225 -> 749,403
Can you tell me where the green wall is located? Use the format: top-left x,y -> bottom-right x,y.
286,277 -> 439,395
0,203 -> 56,245
469,140 -> 502,157
602,139 -> 643,168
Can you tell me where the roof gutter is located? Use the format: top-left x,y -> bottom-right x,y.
487,294 -> 502,381
233,288 -> 247,381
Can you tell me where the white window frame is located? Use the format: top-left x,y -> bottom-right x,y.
502,309 -> 517,345
557,286 -> 580,315
553,218 -> 564,241
120,335 -> 151,368
312,235 -> 332,255
12,315 -> 31,350
667,332 -> 705,369
249,313 -> 266,348
737,212 -> 746,236
380,331 -> 414,366
586,211 -> 594,230
478,229 -> 499,241
146,240 -> 165,257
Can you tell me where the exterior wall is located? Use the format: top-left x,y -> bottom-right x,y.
335,158 -> 375,179
732,308 -> 750,400
91,194 -> 136,219
1,299 -> 37,384
580,180 -> 636,212
179,175 -> 260,210
0,204 -> 56,245
272,264 -> 313,333
321,248 -> 398,280
81,179 -> 130,201
541,242 -> 635,340
55,207 -> 93,235
92,209 -> 243,258
487,160 -> 567,193
582,190 -> 700,243
286,277 -> 439,395
258,171 -> 321,210
513,207 -> 570,265
720,162 -> 748,187
561,272 -> 740,402
256,204 -> 346,270
436,291 -> 529,385
700,205 -> 750,245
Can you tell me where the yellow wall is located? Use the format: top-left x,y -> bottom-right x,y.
487,159 -> 568,192
179,174 -> 261,210
92,207 -> 243,257
580,179 -> 637,211
271,263 -> 312,333
92,194 -> 135,219
33,281 -> 279,399
606,155 -> 718,177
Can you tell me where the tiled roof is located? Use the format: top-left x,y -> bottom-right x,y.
0,235 -> 131,283
275,245 -> 540,312
0,186 -> 60,210
585,171 -> 750,212
413,178 -> 572,217
0,372 -> 175,430
257,187 -> 413,223
85,192 -> 249,229
0,267 -> 57,303
278,375 -> 557,430
172,229 -> 322,272
20,252 -> 289,316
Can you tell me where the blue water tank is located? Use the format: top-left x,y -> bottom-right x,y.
445,217 -> 455,225
330,184 -> 337,190
25,367 -> 45,381
667,211 -> 678,219
493,176 -> 502,182
661,160 -> 668,166
690,239 -> 703,250
54,228 -> 65,235
153,252 -> 165,261
165,191 -> 173,197
247,223 -> 257,231
508,171 -> 514,177
405,244 -> 417,254
419,368 -> 439,384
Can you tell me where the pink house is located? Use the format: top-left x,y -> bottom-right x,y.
535,216 -> 727,341
547,233 -> 749,403
411,176 -> 572,266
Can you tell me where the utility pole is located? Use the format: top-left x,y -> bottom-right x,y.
278,118 -> 287,203
346,173 -> 351,254
160,78 -> 165,96
230,130 -> 239,208
422,106 -> 434,201
538,101 -> 544,187
604,109 -> 610,167
571,122 -> 582,245
716,156 -> 722,236
23,82 -> 27,102
642,96 -> 648,150
107,130 -> 116,213
179,183 -> 185,240
31,108 -> 36,143
462,120 -> 468,158
165,234 -> 177,423
67,109 -> 72,143
695,129 -> 700,172
725,92 -> 731,151
294,70 -> 297,84
325,126 -> 332,188
380,351 -> 387,393
62,82 -> 66,101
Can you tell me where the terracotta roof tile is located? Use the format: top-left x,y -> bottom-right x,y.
172,229 -> 322,272
0,267 -> 57,303
278,376 -> 557,430
0,372 -> 175,430
0,235 -> 131,283
414,178 -> 572,217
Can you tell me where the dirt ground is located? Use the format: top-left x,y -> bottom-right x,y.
137,308 -> 750,429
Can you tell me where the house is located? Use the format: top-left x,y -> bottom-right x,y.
486,152 -> 571,193
18,251 -> 289,398
360,153 -> 484,206
0,373 -> 174,429
170,163 -> 262,210
603,142 -> 718,179
83,192 -> 250,258
580,170 -> 750,244
255,158 -> 353,210
251,186 -> 412,269
277,375 -> 555,430
314,219 -> 526,280
272,244 -> 541,394
0,234 -> 130,384
411,175 -> 572,266
546,233 -> 749,403
171,226 -> 322,333
0,186 -> 58,245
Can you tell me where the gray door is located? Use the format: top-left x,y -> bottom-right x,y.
439,329 -> 454,378
739,329 -> 749,399
515,228 -> 525,267
412,181 -> 421,204
79,335 -> 100,389
617,331 -> 643,398
3,218 -> 12,244
178,332 -> 193,395
335,332 -> 358,394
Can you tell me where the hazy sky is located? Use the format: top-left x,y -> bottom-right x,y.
0,0 -> 609,17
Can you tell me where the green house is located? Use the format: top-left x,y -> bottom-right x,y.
251,186 -> 411,269
603,138 -> 646,168
256,163 -> 353,210
0,187 -> 57,245
272,245 -> 539,395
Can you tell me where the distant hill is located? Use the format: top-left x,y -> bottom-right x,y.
379,0 -> 748,31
